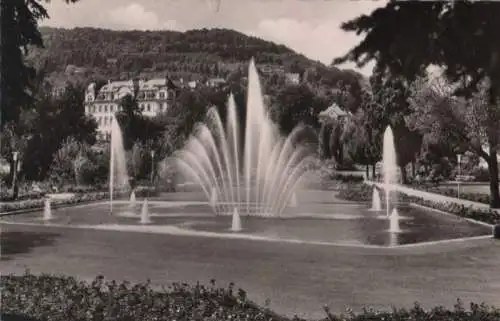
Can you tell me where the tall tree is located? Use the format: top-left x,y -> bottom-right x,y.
334,1 -> 500,204
1,0 -> 79,128
408,76 -> 500,181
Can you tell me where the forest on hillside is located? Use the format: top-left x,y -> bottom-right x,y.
27,27 -> 364,91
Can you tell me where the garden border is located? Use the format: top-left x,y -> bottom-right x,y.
409,202 -> 495,228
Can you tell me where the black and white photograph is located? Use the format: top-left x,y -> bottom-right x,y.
1,0 -> 500,320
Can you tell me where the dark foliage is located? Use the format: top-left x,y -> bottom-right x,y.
2,273 -> 500,321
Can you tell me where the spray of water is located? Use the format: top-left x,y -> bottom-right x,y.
382,126 -> 397,217
382,126 -> 401,234
109,116 -> 130,213
174,59 -> 314,217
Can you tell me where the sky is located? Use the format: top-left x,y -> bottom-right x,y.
40,0 -> 387,76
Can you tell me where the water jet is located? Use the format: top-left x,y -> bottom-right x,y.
140,199 -> 151,224
382,126 -> 398,218
389,208 -> 401,233
109,115 -> 130,214
370,188 -> 382,211
43,197 -> 53,221
174,59 -> 313,217
231,207 -> 242,232
129,190 -> 136,209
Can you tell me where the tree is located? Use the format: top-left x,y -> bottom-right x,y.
408,75 -> 500,183
271,83 -> 328,135
334,0 -> 500,206
21,83 -> 97,181
49,137 -> 91,186
1,0 -> 79,128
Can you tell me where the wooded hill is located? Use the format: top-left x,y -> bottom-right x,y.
27,27 -> 363,89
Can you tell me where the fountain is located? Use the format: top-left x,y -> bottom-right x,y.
140,199 -> 151,224
382,126 -> 402,234
109,116 -> 130,214
174,59 -> 314,217
289,192 -> 298,208
370,187 -> 382,211
231,207 -> 242,232
209,187 -> 217,208
382,126 -> 398,217
43,197 -> 53,221
389,208 -> 401,233
129,190 -> 136,209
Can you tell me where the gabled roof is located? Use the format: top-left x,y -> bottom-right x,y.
318,103 -> 351,120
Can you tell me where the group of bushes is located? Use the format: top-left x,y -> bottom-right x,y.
337,183 -> 500,225
0,186 -> 160,213
2,273 -> 500,321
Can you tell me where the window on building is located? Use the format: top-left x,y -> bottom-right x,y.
104,105 -> 108,113
146,104 -> 151,112
159,92 -> 165,99
110,105 -> 114,113
163,103 -> 168,111
98,105 -> 102,113
106,133 -> 111,141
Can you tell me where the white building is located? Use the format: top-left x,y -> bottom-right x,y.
318,103 -> 352,124
85,78 -> 179,140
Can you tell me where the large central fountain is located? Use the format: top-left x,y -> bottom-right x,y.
174,59 -> 314,217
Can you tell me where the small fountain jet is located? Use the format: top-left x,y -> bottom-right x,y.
140,199 -> 151,224
231,207 -> 242,232
43,197 -> 53,221
370,188 -> 382,211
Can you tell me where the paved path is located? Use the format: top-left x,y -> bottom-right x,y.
365,181 -> 497,212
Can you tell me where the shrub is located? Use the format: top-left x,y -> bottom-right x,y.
0,192 -> 110,213
2,273 -> 500,321
330,173 -> 364,183
1,274 -> 287,321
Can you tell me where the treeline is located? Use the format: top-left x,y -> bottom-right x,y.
29,27 -> 311,77
26,27 -> 364,93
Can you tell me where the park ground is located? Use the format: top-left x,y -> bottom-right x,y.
2,185 -> 500,320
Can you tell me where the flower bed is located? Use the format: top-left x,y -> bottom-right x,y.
0,185 -> 162,214
0,192 -> 110,213
337,183 -> 500,225
2,273 -> 500,321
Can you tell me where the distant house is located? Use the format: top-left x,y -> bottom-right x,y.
285,73 -> 300,85
206,78 -> 226,88
318,103 -> 351,124
257,64 -> 285,75
187,80 -> 198,90
85,77 -> 180,141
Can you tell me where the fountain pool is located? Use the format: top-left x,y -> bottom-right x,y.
2,191 -> 491,248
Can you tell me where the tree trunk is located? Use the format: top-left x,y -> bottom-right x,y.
411,161 -> 416,178
365,165 -> 369,180
487,151 -> 500,208
371,164 -> 376,181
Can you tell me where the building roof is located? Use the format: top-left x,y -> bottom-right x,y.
318,103 -> 351,121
